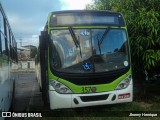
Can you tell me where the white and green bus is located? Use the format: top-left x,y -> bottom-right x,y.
0,2 -> 18,118
37,10 -> 133,110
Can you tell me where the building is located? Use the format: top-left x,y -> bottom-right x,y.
17,47 -> 30,61
17,45 -> 37,71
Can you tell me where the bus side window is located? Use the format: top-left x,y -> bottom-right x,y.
0,12 -> 5,56
1,33 -> 6,57
3,18 -> 9,58
9,30 -> 13,60
0,12 -> 3,55
0,32 -> 2,55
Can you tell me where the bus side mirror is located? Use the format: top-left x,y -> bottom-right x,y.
39,31 -> 50,50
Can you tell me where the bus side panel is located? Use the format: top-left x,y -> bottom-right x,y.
0,61 -> 10,112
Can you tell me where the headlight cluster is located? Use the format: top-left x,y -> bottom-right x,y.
50,79 -> 72,94
115,75 -> 132,90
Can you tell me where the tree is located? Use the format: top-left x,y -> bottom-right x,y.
30,47 -> 37,58
86,0 -> 160,92
86,0 -> 113,10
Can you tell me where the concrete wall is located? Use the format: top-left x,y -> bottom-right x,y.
18,61 -> 35,72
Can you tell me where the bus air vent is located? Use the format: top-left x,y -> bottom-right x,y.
80,94 -> 109,102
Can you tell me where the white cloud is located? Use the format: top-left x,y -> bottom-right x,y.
32,35 -> 38,38
61,0 -> 92,10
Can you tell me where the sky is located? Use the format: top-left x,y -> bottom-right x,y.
0,0 -> 92,47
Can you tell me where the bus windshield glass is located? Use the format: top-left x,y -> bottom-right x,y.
50,28 -> 129,73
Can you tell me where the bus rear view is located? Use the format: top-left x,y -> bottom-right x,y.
38,10 -> 133,110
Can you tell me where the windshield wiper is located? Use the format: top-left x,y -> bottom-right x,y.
99,27 -> 110,45
68,27 -> 82,58
97,34 -> 101,54
98,27 -> 110,54
68,27 -> 79,48
77,36 -> 82,58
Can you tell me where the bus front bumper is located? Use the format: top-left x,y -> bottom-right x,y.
49,84 -> 133,110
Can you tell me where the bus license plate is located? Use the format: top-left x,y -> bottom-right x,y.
118,93 -> 130,99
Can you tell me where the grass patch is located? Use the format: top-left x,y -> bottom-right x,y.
26,102 -> 144,119
133,80 -> 160,112
25,103 -> 159,120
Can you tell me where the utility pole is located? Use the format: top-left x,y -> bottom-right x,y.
19,38 -> 22,47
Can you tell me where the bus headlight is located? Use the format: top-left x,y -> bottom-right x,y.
50,80 -> 73,94
115,75 -> 132,90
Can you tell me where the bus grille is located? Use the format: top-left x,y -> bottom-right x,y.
80,94 -> 109,102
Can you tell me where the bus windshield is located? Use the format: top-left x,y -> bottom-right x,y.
50,28 -> 129,73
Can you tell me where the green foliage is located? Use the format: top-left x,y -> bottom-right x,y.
30,47 -> 38,58
86,0 -> 160,72
86,0 -> 114,10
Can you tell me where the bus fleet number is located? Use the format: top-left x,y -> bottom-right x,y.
81,87 -> 97,93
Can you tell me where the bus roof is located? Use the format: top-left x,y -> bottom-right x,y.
50,10 -> 122,15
